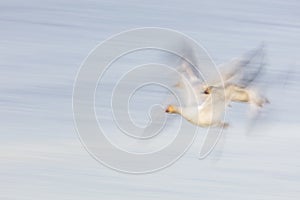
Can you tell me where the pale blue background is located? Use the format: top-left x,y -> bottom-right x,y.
1,0 -> 299,199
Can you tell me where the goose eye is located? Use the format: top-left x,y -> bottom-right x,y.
204,89 -> 210,94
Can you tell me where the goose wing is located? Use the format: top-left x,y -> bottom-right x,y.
173,55 -> 211,107
214,44 -> 266,87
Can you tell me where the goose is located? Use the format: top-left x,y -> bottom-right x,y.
175,44 -> 269,108
165,44 -> 269,127
166,71 -> 230,127
204,84 -> 269,108
165,96 -> 230,128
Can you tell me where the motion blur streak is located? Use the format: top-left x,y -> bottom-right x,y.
0,0 -> 299,199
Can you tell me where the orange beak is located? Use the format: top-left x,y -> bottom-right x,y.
165,105 -> 175,113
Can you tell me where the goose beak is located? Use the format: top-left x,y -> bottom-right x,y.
165,105 -> 175,113
203,86 -> 212,94
165,106 -> 170,113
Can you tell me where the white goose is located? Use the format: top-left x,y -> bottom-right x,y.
210,45 -> 269,107
166,44 -> 269,127
165,94 -> 230,128
166,69 -> 230,127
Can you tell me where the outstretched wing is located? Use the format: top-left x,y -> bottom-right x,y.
174,67 -> 207,107
237,44 -> 266,87
217,44 -> 266,87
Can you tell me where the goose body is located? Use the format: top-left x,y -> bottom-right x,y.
166,85 -> 230,127
205,84 -> 269,107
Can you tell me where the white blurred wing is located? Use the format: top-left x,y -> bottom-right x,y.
174,60 -> 207,106
214,44 -> 266,87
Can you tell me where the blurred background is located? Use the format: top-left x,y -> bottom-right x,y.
0,0 -> 299,199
